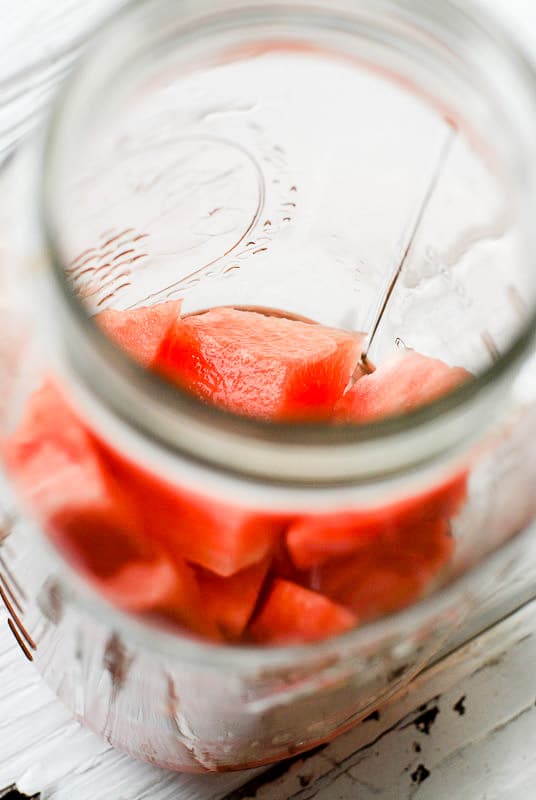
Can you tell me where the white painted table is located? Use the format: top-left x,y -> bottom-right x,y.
2,581 -> 536,800
1,1 -> 536,798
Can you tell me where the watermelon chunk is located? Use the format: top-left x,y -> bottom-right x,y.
3,381 -> 196,617
154,307 -> 361,420
3,381 -> 139,543
196,558 -> 270,638
287,473 -> 467,569
96,447 -> 284,577
335,350 -> 471,422
312,519 -> 454,621
288,510 -> 394,570
3,301 -> 473,644
90,550 -> 199,621
157,494 -> 281,577
95,300 -> 181,365
248,578 -> 356,644
146,561 -> 222,639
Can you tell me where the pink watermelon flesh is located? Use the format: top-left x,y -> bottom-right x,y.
3,302 -> 469,645
154,307 -> 362,421
311,518 -> 454,622
95,300 -> 182,365
335,350 -> 471,422
287,472 -> 467,570
2,381 -> 196,617
248,578 -> 357,645
95,444 -> 285,577
196,558 -> 271,638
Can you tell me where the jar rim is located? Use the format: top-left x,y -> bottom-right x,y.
38,0 -> 536,489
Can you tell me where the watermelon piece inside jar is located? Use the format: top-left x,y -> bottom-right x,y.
195,558 -> 271,639
95,300 -> 182,365
3,380 -> 205,629
309,518 -> 455,622
2,299 -> 473,645
153,306 -> 362,421
286,473 -> 467,569
96,445 -> 285,578
335,349 -> 471,422
248,578 -> 357,645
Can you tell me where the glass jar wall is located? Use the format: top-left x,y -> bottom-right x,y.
1,0 -> 536,771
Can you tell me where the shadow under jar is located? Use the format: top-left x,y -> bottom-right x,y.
1,0 -> 536,772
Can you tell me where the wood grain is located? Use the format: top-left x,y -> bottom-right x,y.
0,595 -> 535,799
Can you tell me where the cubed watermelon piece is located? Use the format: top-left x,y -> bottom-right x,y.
311,519 -> 454,621
3,381 -> 140,546
97,446 -> 284,576
196,558 -> 270,639
288,510 -> 393,570
51,509 -> 180,614
335,350 -> 471,422
248,578 -> 356,644
146,560 -> 222,639
153,307 -> 361,420
95,300 -> 182,365
3,381 -> 200,620
287,473 -> 467,569
159,495 -> 281,577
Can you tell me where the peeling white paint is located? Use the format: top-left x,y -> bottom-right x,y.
0,600 -> 535,799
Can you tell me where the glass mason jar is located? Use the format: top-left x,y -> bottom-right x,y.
2,0 -> 536,773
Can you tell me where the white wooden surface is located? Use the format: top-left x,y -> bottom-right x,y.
1,596 -> 536,799
2,0 -> 536,798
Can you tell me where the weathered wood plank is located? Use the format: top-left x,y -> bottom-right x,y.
215,598 -> 536,800
0,597 -> 533,799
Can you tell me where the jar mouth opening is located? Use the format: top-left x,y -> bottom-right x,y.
52,270 -> 536,440
38,0 -> 536,485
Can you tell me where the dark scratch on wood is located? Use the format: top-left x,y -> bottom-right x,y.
411,764 -> 431,785
400,705 -> 440,735
387,664 -> 409,682
259,700 -> 442,800
0,785 -> 40,799
473,654 -> 505,676
413,706 -> 440,735
453,696 -> 466,716
221,744 -> 328,799
486,703 -> 534,737
224,692 -> 446,799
